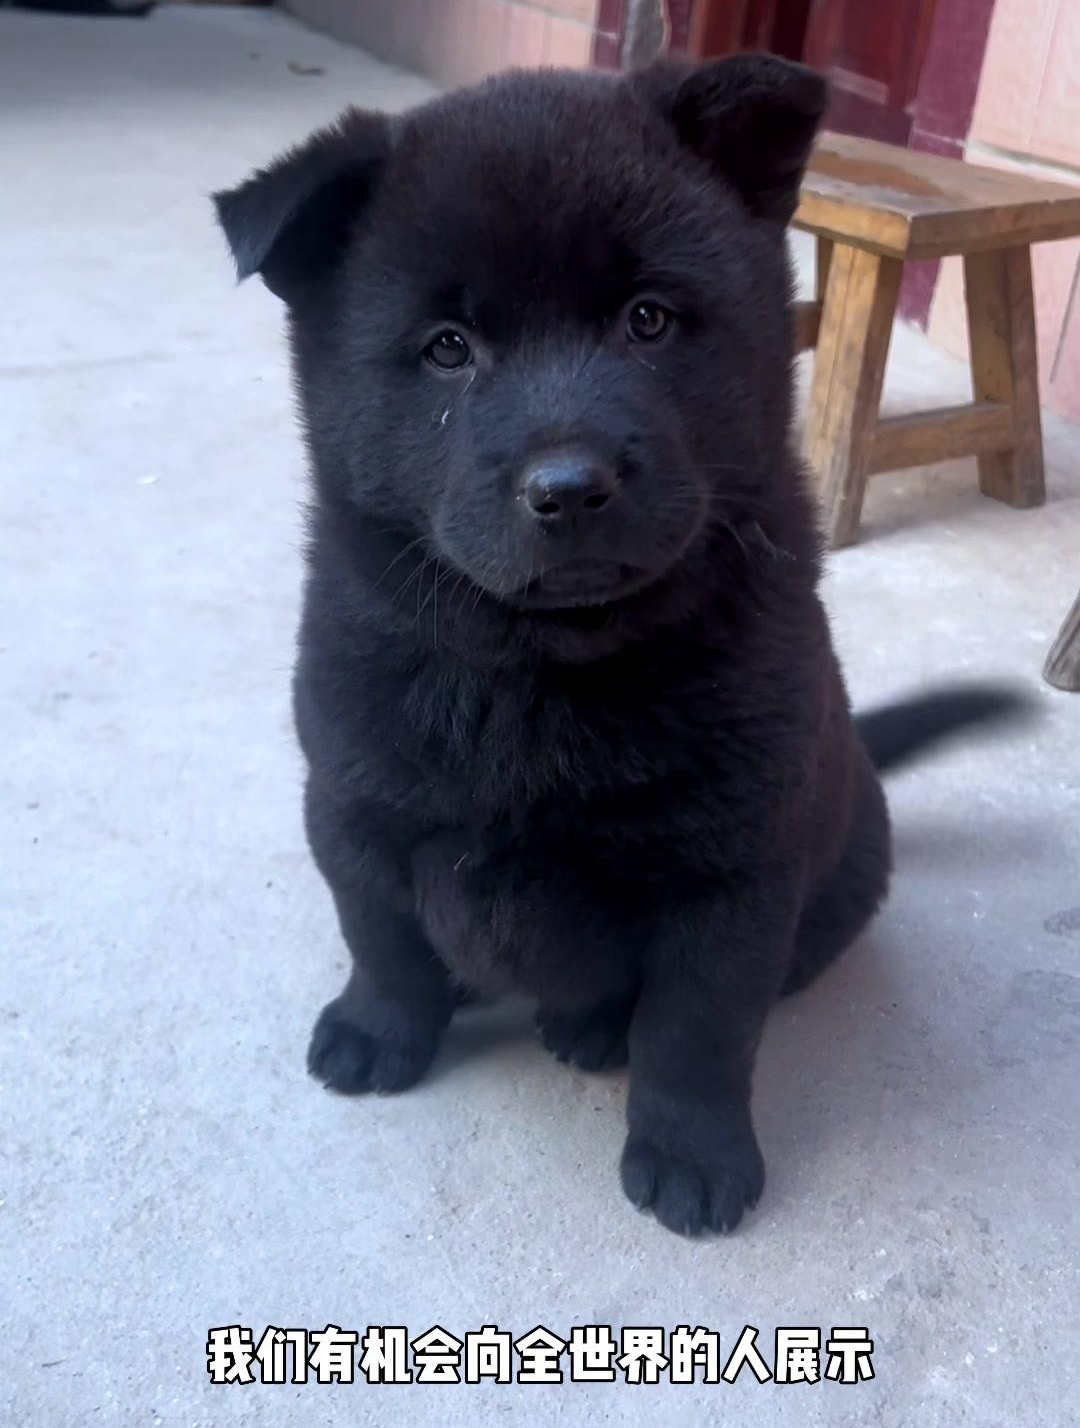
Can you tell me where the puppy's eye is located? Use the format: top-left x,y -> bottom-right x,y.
424,329 -> 472,371
626,300 -> 671,343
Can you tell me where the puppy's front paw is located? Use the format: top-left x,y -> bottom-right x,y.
620,1134 -> 765,1237
307,1001 -> 438,1094
536,1000 -> 632,1072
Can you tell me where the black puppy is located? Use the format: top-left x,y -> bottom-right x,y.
216,55 -> 1019,1236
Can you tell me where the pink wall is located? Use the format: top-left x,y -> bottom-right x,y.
927,0 -> 1080,420
286,1 -> 624,83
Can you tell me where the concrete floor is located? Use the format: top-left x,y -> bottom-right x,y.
3,6 -> 1079,1427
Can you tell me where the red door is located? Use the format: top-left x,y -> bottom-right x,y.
688,0 -> 751,57
682,0 -> 939,144
686,0 -> 813,61
801,0 -> 940,144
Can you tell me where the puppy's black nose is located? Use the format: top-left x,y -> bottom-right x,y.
522,449 -> 619,521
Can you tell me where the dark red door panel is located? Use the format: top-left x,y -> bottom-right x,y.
802,0 -> 940,143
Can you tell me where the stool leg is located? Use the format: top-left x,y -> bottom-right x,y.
963,246 -> 1046,508
803,243 -> 902,549
1044,585 -> 1080,692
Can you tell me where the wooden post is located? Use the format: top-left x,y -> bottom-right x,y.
963,246 -> 1046,508
1044,586 -> 1080,692
816,234 -> 833,303
803,243 -> 902,548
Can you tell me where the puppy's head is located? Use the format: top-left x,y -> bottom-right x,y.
215,57 -> 825,640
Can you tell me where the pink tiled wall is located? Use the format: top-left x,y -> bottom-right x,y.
967,0 -> 1058,154
287,1 -> 617,86
929,0 -> 1080,420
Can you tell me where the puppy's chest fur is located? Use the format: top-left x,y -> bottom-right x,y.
302,636 -> 818,1002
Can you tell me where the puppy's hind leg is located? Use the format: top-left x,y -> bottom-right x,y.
536,995 -> 637,1072
783,760 -> 892,996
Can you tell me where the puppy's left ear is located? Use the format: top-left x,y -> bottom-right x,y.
213,107 -> 392,302
639,53 -> 827,225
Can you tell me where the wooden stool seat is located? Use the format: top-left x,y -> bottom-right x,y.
793,132 -> 1080,548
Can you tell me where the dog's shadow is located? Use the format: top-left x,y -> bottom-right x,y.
426,997 -> 538,1086
891,810 -> 1059,868
422,809 -> 1048,1220
753,937 -> 911,1217
755,807 -> 1057,1216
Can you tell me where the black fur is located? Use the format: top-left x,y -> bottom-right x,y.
215,56 -> 1022,1236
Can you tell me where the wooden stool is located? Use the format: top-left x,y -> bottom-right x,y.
794,132 -> 1080,548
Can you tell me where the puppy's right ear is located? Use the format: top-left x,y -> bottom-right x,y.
213,108 -> 391,302
637,54 -> 826,226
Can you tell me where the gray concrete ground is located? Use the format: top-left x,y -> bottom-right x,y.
3,6 -> 1079,1427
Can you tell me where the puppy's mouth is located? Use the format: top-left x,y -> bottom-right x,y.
510,558 -> 658,610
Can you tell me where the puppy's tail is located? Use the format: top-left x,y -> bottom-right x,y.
857,684 -> 1032,774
